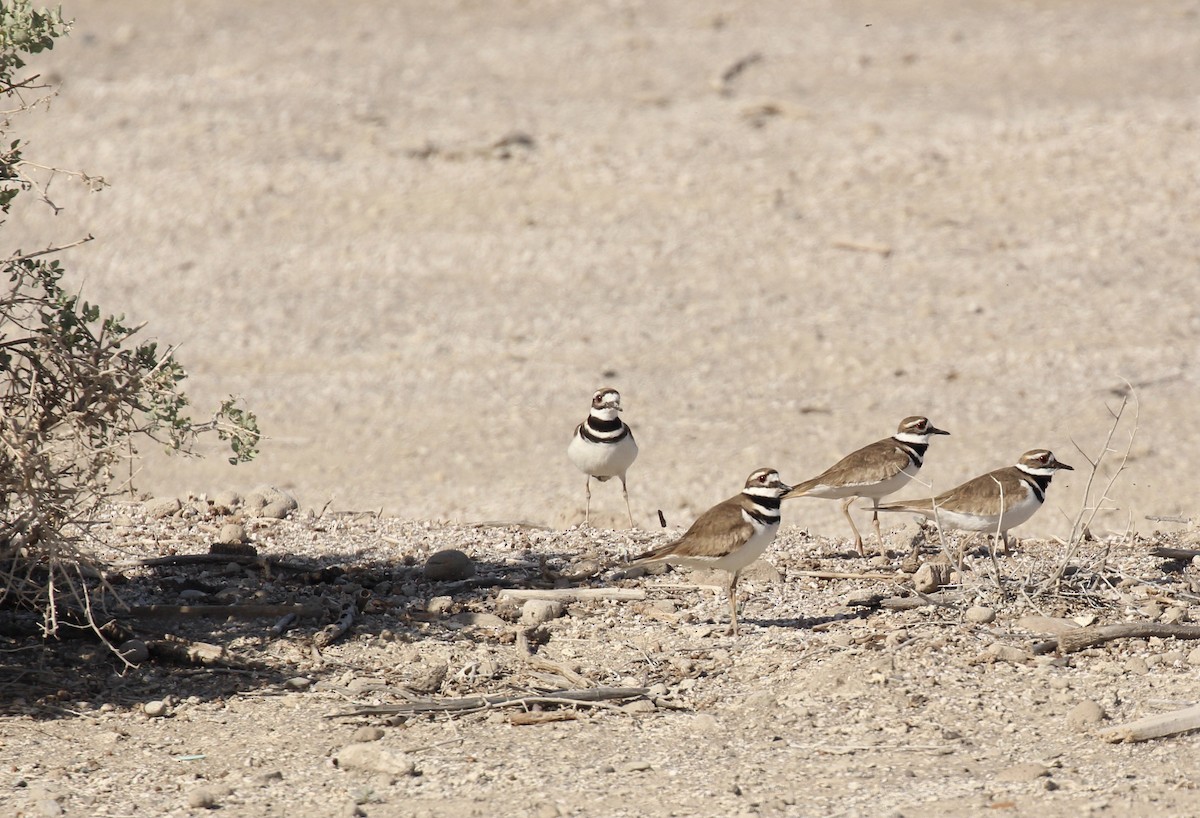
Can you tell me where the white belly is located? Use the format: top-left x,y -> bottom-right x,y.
568,431 -> 638,479
938,490 -> 1043,533
693,519 -> 779,576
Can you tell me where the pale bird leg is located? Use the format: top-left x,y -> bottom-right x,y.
841,496 -> 864,556
620,474 -> 634,529
727,572 -> 740,637
871,499 -> 885,557
583,477 -> 592,527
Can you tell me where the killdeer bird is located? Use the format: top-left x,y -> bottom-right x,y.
783,416 -> 949,555
627,467 -> 792,636
876,449 -> 1073,552
567,387 -> 638,527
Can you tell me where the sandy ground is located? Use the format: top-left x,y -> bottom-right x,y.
6,0 -> 1199,539
4,2 -> 1200,816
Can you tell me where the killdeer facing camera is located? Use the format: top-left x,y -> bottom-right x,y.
783,416 -> 949,555
628,467 -> 792,636
876,449 -> 1073,552
567,387 -> 638,527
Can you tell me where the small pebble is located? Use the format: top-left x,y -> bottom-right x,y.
216,523 -> 247,545
285,677 -> 313,691
35,799 -> 63,818
426,595 -> 454,615
618,760 -> 652,773
335,742 -> 417,777
144,497 -> 181,519
351,727 -> 385,743
143,700 -> 167,718
1067,700 -> 1106,730
520,599 -> 565,625
118,639 -> 149,664
424,549 -> 474,581
621,698 -> 657,715
966,605 -> 996,624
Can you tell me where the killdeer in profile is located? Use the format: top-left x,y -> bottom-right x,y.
783,416 -> 949,555
876,449 -> 1073,552
567,387 -> 638,527
627,467 -> 792,636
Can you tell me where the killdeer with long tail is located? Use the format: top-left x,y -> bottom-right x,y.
783,416 -> 949,555
876,449 -> 1073,552
567,387 -> 638,527
627,467 -> 792,636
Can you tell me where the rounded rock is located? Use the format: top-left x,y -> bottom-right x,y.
1067,699 -> 1106,730
143,700 -> 168,717
216,523 -> 247,545
117,639 -> 149,665
965,605 -> 996,624
520,599 -> 565,626
144,497 -> 181,519
423,549 -> 474,581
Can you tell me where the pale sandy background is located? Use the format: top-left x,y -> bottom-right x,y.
10,0 -> 1200,539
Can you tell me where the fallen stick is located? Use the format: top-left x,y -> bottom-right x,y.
146,634 -> 228,666
496,588 -> 646,602
270,612 -> 298,638
516,628 -> 593,688
1056,622 -> 1200,654
314,601 -> 356,647
1149,547 -> 1200,561
1099,703 -> 1200,742
125,602 -> 323,619
129,554 -> 314,571
326,686 -> 649,718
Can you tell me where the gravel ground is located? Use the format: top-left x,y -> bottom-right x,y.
4,2 -> 1200,816
4,496 -> 1200,817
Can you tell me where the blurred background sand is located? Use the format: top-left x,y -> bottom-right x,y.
9,0 -> 1199,538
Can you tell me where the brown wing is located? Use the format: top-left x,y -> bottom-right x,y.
881,467 -> 1014,515
630,495 -> 753,562
931,468 -> 1022,516
787,438 -> 911,495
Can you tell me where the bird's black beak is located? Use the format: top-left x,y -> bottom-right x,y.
1055,461 -> 1074,471
931,427 -> 950,436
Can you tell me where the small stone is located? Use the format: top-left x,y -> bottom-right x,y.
351,726 -> 385,743
244,485 -> 298,519
521,599 -> 565,625
621,698 -> 657,715
423,549 -> 474,581
426,595 -> 454,615
143,700 -> 168,717
186,785 -> 227,809
618,760 -> 652,773
210,490 -> 242,514
1066,699 -> 1106,730
1125,656 -> 1150,675
984,644 -> 1033,664
284,677 -> 312,691
334,742 -> 417,777
966,605 -> 996,624
1160,606 -> 1188,624
215,523 -> 247,545
995,762 -> 1049,782
117,639 -> 149,664
144,497 -> 181,519
1188,647 -> 1200,666
913,562 -> 952,593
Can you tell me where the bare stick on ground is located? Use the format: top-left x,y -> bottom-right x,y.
327,686 -> 650,719
1099,703 -> 1200,743
1053,622 -> 1200,654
